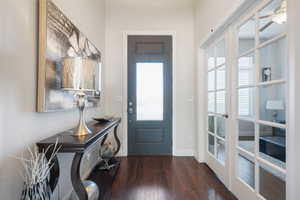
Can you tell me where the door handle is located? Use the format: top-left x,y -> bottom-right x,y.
223,114 -> 229,119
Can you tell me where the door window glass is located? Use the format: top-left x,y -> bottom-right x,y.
238,17 -> 255,55
206,38 -> 227,166
136,62 -> 164,121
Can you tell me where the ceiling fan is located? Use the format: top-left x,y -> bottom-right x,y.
259,0 -> 287,32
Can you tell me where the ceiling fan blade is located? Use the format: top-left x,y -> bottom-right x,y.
259,21 -> 274,32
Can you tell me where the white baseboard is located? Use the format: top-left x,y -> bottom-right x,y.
192,150 -> 206,163
118,149 -> 195,157
194,155 -> 205,163
174,149 -> 195,156
117,151 -> 195,157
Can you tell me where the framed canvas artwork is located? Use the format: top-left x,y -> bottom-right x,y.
37,0 -> 102,112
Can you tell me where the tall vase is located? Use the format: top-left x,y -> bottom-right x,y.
20,179 -> 52,200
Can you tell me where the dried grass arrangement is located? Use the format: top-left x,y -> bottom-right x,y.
17,141 -> 60,200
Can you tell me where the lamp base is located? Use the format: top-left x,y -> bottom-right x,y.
74,119 -> 92,136
73,91 -> 92,136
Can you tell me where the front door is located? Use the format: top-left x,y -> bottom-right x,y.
127,36 -> 173,155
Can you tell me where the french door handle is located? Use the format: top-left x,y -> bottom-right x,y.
223,114 -> 229,119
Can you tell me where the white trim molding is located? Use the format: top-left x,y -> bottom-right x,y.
174,149 -> 195,157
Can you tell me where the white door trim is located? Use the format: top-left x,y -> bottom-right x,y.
121,31 -> 177,156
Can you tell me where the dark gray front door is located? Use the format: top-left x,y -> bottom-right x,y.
128,36 -> 172,155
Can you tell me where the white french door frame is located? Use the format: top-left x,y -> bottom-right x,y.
231,0 -> 288,199
200,0 -> 293,199
204,33 -> 231,187
286,0 -> 300,199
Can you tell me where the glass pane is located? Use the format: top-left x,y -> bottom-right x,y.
259,37 -> 287,82
208,47 -> 215,70
208,71 -> 215,91
238,17 -> 255,55
216,117 -> 225,138
238,53 -> 255,87
208,134 -> 215,154
216,39 -> 226,66
259,124 -> 286,169
208,115 -> 215,133
216,66 -> 226,90
136,63 -> 164,121
238,88 -> 255,117
238,153 -> 255,189
259,84 -> 285,124
217,139 -> 225,165
259,0 -> 287,43
259,162 -> 286,200
238,120 -> 255,153
208,92 -> 215,112
216,91 -> 225,114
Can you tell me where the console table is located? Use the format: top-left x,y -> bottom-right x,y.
36,118 -> 121,200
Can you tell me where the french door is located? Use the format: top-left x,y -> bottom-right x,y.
204,0 -> 288,199
206,36 -> 229,185
232,0 -> 287,199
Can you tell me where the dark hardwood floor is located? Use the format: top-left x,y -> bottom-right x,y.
111,156 -> 237,200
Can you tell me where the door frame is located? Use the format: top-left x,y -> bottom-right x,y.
121,31 -> 177,156
199,0 -> 291,199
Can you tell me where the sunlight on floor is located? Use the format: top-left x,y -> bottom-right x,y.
128,185 -> 171,200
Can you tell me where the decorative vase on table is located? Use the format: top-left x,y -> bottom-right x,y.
69,180 -> 100,200
20,179 -> 52,200
99,141 -> 116,170
18,142 -> 60,200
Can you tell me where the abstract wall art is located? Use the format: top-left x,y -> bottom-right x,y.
37,0 -> 102,112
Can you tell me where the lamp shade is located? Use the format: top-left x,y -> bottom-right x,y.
266,100 -> 284,110
62,57 -> 98,91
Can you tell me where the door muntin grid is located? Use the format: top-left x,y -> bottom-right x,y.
236,0 -> 287,198
207,38 -> 227,166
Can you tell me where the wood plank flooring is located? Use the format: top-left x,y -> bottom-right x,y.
111,156 -> 237,200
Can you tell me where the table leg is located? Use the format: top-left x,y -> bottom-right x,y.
71,152 -> 88,200
113,124 -> 121,156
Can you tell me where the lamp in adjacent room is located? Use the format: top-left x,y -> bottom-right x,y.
62,57 -> 98,136
266,100 -> 284,122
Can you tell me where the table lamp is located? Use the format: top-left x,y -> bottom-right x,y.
62,57 -> 98,136
266,100 -> 284,122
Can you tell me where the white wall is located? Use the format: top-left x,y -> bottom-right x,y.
195,0 -> 242,45
0,0 -> 105,199
104,0 -> 196,156
194,0 -> 242,162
